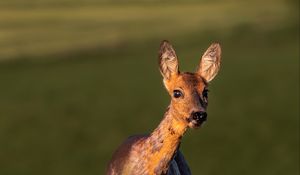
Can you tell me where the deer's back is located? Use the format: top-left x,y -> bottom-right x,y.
106,135 -> 149,175
106,135 -> 191,175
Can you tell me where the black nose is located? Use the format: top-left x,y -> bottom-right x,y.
192,111 -> 207,123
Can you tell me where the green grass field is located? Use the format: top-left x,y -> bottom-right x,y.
0,0 -> 299,175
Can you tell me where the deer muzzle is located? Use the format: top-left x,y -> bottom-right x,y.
189,111 -> 207,127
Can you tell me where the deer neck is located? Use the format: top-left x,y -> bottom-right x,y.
146,106 -> 188,174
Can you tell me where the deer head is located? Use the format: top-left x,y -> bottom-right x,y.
159,40 -> 221,128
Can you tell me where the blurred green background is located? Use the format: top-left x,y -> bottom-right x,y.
0,0 -> 299,174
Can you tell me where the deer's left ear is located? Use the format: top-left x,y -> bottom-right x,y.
196,43 -> 221,82
158,40 -> 179,80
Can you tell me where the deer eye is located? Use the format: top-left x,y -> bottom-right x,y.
173,90 -> 183,98
203,89 -> 209,98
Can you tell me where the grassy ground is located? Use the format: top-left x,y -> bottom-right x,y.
0,0 -> 293,60
0,0 -> 299,175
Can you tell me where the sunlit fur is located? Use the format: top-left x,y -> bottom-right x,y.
106,41 -> 221,175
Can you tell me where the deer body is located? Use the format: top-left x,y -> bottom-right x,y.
106,41 -> 222,175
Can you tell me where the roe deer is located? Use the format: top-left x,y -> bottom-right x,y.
106,40 -> 222,175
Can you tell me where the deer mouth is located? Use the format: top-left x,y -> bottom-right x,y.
192,118 -> 206,127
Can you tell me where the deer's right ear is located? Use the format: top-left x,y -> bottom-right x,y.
158,40 -> 179,80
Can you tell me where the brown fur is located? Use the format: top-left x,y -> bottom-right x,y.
106,40 -> 221,175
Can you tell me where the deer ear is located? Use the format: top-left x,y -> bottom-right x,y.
158,40 -> 179,80
196,43 -> 221,82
